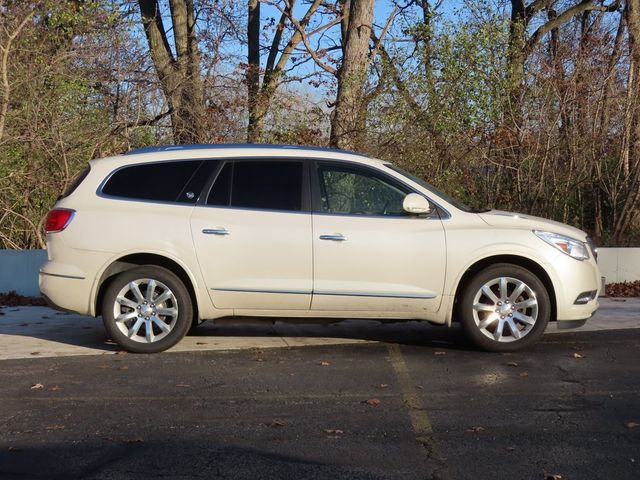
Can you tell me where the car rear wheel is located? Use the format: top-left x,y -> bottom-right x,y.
457,263 -> 550,352
102,266 -> 192,353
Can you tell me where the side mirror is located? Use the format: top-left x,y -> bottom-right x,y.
403,193 -> 431,215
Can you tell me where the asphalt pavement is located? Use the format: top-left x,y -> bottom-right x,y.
0,300 -> 639,479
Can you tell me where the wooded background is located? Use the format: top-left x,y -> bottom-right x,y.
0,0 -> 639,249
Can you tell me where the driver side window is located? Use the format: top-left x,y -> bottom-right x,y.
318,166 -> 408,216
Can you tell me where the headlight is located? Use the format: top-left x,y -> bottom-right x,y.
534,230 -> 590,261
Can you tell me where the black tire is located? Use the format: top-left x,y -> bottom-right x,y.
102,265 -> 193,353
457,263 -> 550,352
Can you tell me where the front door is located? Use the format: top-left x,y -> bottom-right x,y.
190,159 -> 312,310
311,162 -> 446,313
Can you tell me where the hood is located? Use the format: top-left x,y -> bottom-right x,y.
478,210 -> 587,241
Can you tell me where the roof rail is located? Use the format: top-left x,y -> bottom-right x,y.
124,143 -> 369,158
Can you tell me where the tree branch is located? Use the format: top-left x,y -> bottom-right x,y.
0,11 -> 34,141
369,6 -> 398,61
525,0 -> 621,54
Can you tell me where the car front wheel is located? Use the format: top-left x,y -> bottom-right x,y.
457,263 -> 550,352
102,266 -> 193,353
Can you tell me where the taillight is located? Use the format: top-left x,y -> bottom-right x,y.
46,208 -> 75,233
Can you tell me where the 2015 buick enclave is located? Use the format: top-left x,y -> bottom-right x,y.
40,144 -> 601,353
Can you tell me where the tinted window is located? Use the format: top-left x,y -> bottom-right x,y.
177,160 -> 219,203
102,161 -> 203,202
207,161 -> 303,211
60,164 -> 91,199
207,162 -> 232,206
318,166 -> 408,216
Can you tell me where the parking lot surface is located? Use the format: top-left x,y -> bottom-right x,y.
0,301 -> 639,479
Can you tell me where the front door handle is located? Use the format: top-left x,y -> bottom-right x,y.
202,228 -> 230,236
319,234 -> 347,241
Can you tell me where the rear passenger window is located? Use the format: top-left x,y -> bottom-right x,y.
207,161 -> 303,211
207,162 -> 232,206
102,161 -> 204,203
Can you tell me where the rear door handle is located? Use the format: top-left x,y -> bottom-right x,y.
202,228 -> 230,236
319,234 -> 347,241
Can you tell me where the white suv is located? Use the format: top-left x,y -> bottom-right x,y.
39,145 -> 601,353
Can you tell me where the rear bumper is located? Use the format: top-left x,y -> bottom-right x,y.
39,268 -> 93,315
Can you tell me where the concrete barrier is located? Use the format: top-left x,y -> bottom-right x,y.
0,247 -> 638,297
0,249 -> 47,296
597,248 -> 640,283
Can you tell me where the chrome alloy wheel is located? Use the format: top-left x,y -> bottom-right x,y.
112,278 -> 179,344
471,276 -> 539,343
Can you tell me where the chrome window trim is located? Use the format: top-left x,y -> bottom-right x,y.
95,155 -> 451,218
197,205 -> 312,216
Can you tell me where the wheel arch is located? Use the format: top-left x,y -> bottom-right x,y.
95,253 -> 199,322
450,254 -> 557,324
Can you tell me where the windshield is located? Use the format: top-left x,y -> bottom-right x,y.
384,163 -> 483,213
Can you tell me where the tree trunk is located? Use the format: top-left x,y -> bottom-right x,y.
138,0 -> 205,144
247,0 -> 262,142
613,0 -> 640,244
330,0 -> 375,150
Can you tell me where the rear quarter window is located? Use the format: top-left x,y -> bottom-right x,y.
102,160 -> 210,203
60,164 -> 91,199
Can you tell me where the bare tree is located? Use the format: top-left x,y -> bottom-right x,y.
138,0 -> 205,144
246,0 -> 329,143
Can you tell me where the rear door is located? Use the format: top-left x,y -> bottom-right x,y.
190,159 -> 313,310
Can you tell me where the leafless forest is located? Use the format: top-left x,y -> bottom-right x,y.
0,0 -> 639,249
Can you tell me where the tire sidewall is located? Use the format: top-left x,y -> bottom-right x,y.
458,263 -> 550,352
102,265 -> 193,353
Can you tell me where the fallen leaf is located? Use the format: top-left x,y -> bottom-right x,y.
30,352 -> 40,356
543,472 -> 562,480
118,366 -> 129,371
519,372 -> 529,377
175,384 -> 191,388
30,383 -> 44,390
319,361 -> 330,366
363,398 -> 381,406
434,351 -> 446,356
467,426 -> 485,433
123,438 -> 144,444
376,384 -> 389,389
115,351 -> 127,356
572,353 -> 584,359
624,421 -> 640,429
506,362 -> 518,367
47,386 -> 61,392
266,420 -> 286,428
45,425 -> 65,430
